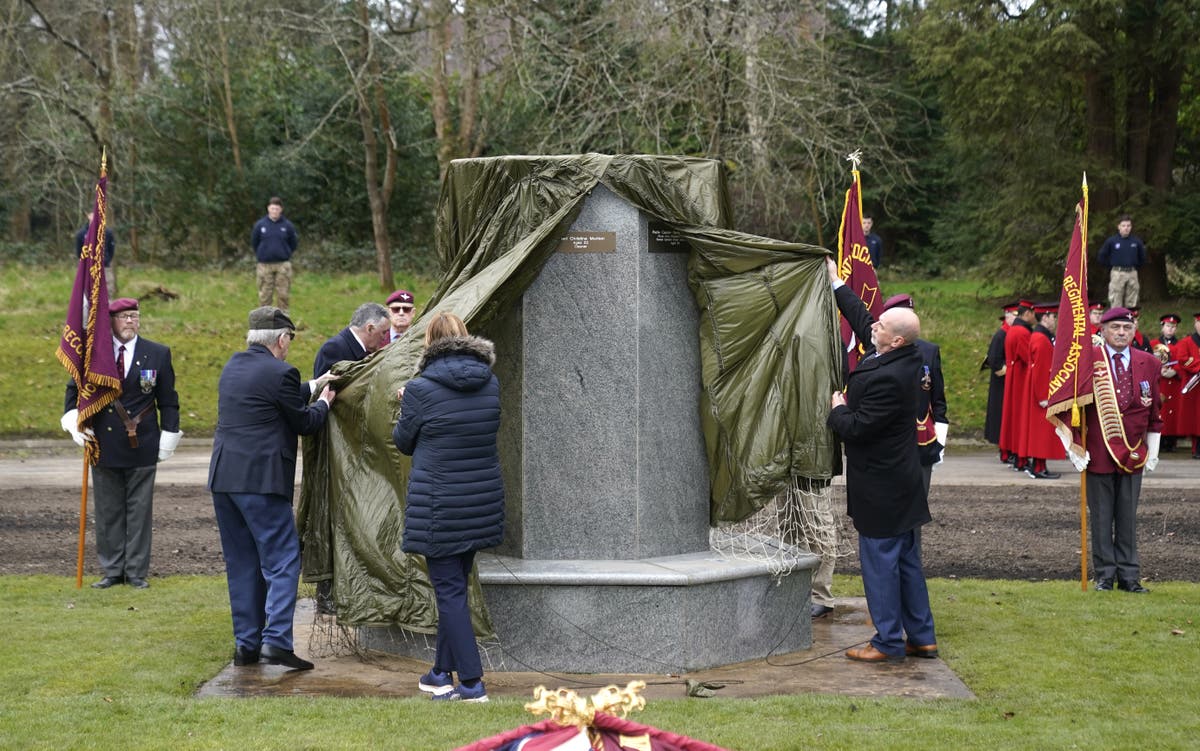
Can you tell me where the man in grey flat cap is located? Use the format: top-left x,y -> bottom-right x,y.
209,306 -> 336,670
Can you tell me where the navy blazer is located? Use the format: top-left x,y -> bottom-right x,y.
64,337 -> 179,469
829,285 -> 929,538
914,338 -> 947,466
209,344 -> 329,499
313,327 -> 366,378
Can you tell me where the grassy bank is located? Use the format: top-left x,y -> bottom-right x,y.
2,574 -> 1197,749
5,262 -> 1197,439
2,263 -> 430,438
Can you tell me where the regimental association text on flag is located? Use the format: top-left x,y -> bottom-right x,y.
56,156 -> 122,463
836,169 -> 882,371
1045,182 -> 1093,457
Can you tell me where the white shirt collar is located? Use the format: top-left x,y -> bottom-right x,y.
351,328 -> 367,351
1104,342 -> 1128,359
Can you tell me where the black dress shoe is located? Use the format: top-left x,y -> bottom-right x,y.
1030,469 -> 1061,480
233,645 -> 260,666
811,603 -> 834,619
260,644 -> 314,670
127,576 -> 150,589
1117,580 -> 1150,593
90,576 -> 124,589
1094,578 -> 1114,591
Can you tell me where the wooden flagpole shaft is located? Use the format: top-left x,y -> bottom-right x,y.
1080,469 -> 1088,591
76,455 -> 90,589
1079,418 -> 1088,591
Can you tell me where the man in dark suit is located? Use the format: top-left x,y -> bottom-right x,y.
312,302 -> 391,377
824,258 -> 937,663
61,298 -> 181,589
880,293 -> 949,494
209,306 -> 336,670
75,209 -> 117,298
1071,306 -> 1162,594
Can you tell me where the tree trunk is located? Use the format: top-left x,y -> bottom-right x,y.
215,0 -> 244,177
355,0 -> 394,292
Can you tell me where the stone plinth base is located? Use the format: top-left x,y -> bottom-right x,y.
359,550 -> 818,674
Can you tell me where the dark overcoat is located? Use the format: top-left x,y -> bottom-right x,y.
981,325 -> 1007,445
829,285 -> 929,538
393,335 -> 504,558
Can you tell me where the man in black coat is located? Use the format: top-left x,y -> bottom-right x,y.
209,306 -> 335,670
981,304 -> 1016,461
62,298 -> 181,589
312,302 -> 391,378
824,258 -> 938,663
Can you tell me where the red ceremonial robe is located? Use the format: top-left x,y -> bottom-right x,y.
1000,320 -> 1032,457
1174,333 -> 1200,436
1026,327 -> 1066,460
1151,338 -> 1184,437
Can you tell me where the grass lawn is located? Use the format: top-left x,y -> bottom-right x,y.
2,574 -> 1197,750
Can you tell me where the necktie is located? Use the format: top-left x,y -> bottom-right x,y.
117,345 -> 126,378
1112,352 -> 1131,405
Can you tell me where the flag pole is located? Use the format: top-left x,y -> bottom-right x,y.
1078,173 -> 1090,592
76,458 -> 90,588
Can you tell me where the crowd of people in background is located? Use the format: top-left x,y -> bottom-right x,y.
984,299 -> 1200,468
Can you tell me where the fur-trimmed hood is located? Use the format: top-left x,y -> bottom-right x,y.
416,335 -> 496,393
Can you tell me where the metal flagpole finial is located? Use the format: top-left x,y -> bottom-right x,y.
845,150 -> 863,171
100,147 -> 107,176
1082,171 -> 1087,188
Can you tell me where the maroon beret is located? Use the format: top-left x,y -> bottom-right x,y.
882,293 -> 913,312
1100,306 -> 1134,324
386,289 -> 414,306
108,298 -> 139,314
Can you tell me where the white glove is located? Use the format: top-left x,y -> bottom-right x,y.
1055,425 -> 1089,472
1067,449 -> 1089,473
158,430 -> 183,462
1144,432 -> 1160,472
60,409 -> 94,447
933,422 -> 949,467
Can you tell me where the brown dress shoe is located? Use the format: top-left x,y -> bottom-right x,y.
906,642 -> 939,658
847,644 -> 905,663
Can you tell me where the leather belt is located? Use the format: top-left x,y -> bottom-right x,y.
112,403 -> 155,448
1113,265 -> 1136,271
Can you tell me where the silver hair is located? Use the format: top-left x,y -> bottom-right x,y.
247,327 -> 290,348
350,302 -> 390,329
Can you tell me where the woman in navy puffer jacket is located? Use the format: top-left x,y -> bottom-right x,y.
393,312 -> 504,703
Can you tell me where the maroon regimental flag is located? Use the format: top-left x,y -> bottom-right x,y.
56,159 -> 122,464
836,169 -> 882,370
1046,185 -> 1093,456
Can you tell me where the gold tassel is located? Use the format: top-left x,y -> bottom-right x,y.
1071,403 -> 1080,428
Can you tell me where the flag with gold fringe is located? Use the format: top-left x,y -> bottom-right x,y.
1046,179 -> 1093,457
56,154 -> 122,465
836,158 -> 882,371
